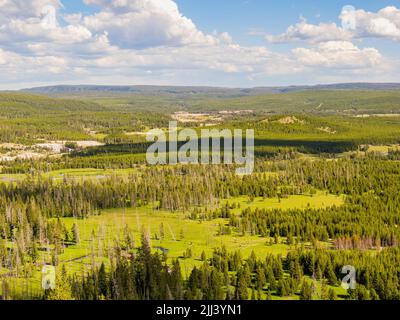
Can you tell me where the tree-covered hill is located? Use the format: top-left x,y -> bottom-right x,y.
23,88 -> 400,115
0,93 -> 170,143
186,90 -> 400,114
21,83 -> 400,96
0,93 -> 106,118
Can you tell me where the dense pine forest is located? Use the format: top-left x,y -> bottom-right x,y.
0,90 -> 400,301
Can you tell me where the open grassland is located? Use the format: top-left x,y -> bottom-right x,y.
0,168 -> 139,183
1,90 -> 399,300
0,191 -> 345,299
224,192 -> 345,212
58,190 -> 344,272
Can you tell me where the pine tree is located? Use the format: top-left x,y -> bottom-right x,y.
255,267 -> 266,290
251,286 -> 256,300
266,288 -> 272,300
141,228 -> 151,256
328,288 -> 337,300
160,223 -> 165,240
300,280 -> 313,300
235,267 -> 249,300
46,265 -> 73,300
72,224 -> 80,244
98,263 -> 108,298
201,251 -> 207,261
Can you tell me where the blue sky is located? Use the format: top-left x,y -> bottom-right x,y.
1,0 -> 400,89
178,1 -> 399,43
61,0 -> 400,45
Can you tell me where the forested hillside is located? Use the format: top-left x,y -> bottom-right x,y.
18,86 -> 400,114
0,87 -> 400,301
0,93 -> 106,118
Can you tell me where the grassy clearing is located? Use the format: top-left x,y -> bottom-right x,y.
0,168 -> 139,183
366,144 -> 400,154
1,191 -> 346,299
59,191 -> 343,274
224,191 -> 345,212
59,206 -> 293,276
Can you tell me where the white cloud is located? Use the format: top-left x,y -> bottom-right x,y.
266,18 -> 351,43
219,32 -> 233,44
267,6 -> 400,43
0,0 -> 61,21
0,1 -> 399,89
0,19 -> 93,45
292,41 -> 383,69
0,48 -> 68,75
0,48 -> 10,65
0,0 -> 95,50
81,43 -> 273,75
82,0 -> 218,48
346,6 -> 400,41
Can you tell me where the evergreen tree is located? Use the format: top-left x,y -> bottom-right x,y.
300,280 -> 313,300
46,265 -> 73,300
72,224 -> 80,244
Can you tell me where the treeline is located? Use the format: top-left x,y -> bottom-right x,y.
0,93 -> 171,144
1,158 -> 400,241
0,164 -> 290,217
2,158 -> 400,300
193,158 -> 400,247
52,235 -> 400,300
225,205 -> 399,249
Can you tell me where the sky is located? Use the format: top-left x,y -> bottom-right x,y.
1,0 -> 400,89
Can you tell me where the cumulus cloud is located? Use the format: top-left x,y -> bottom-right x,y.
267,6 -> 400,43
266,18 -> 351,43
292,41 -> 383,69
345,6 -> 400,41
82,43 -> 273,75
0,0 -> 398,88
0,48 -> 68,76
0,19 -> 93,45
82,0 -> 217,48
0,0 -> 61,21
0,0 -> 95,50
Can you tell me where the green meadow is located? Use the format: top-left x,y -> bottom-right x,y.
0,168 -> 139,183
224,191 -> 345,212
64,191 -> 342,282
1,91 -> 399,301
0,190 -> 345,299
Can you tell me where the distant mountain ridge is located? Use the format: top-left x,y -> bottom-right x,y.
20,83 -> 400,97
